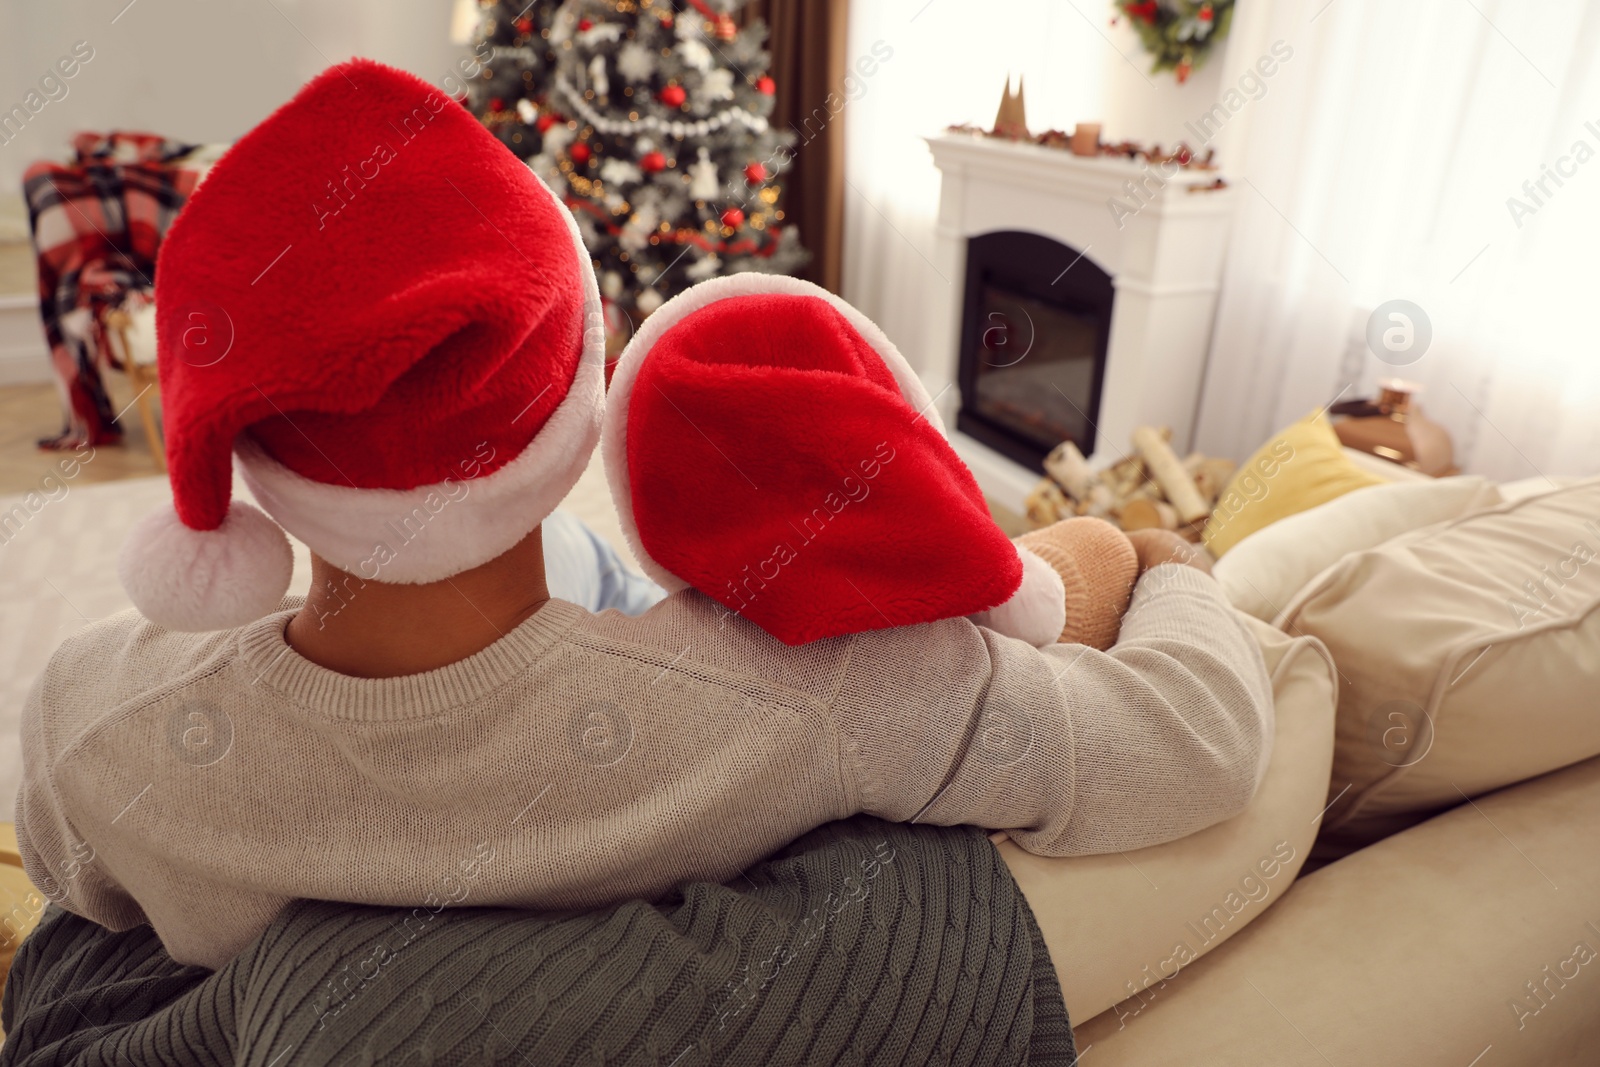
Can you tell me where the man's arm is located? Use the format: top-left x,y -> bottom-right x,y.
833,563 -> 1273,855
15,672 -> 148,932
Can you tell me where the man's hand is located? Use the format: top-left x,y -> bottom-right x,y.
1125,528 -> 1214,576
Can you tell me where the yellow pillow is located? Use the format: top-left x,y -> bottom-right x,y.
1202,411 -> 1388,557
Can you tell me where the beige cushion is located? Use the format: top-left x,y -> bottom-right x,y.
1074,754 -> 1600,1065
1001,615 -> 1336,1023
1280,478 -> 1600,851
1214,476 -> 1501,621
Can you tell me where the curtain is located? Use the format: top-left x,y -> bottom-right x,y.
839,1 -> 1112,379
739,0 -> 850,293
1195,0 -> 1600,480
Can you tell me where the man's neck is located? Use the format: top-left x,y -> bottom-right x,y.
286,526 -> 550,679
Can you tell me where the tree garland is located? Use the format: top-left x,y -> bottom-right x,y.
1115,0 -> 1235,83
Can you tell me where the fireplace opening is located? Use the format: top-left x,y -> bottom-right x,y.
956,230 -> 1114,472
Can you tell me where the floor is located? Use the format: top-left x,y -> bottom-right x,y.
0,243 -> 32,296
0,382 -> 165,496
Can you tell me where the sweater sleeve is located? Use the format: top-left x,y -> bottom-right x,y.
15,673 -> 148,933
833,565 -> 1274,855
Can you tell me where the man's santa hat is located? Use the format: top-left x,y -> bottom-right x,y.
119,59 -> 604,631
602,275 -> 1067,646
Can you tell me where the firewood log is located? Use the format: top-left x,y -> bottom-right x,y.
1117,498 -> 1180,531
1025,479 -> 1073,528
1194,457 -> 1238,505
1081,483 -> 1116,519
1132,426 -> 1211,525
1043,440 -> 1093,501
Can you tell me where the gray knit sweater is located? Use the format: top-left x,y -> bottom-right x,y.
17,566 -> 1271,969
1,818 -> 1077,1067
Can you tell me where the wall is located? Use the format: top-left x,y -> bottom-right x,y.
0,0 -> 469,193
1096,11 -> 1230,155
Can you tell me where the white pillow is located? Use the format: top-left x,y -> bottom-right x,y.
1214,477 -> 1502,621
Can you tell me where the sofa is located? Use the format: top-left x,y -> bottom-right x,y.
1054,443 -> 1600,1064
1,442 -> 1596,1065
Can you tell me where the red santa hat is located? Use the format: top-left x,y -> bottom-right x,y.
118,59 -> 604,631
602,275 -> 1066,646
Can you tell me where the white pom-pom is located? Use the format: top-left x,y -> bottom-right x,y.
118,500 -> 293,632
971,546 -> 1066,648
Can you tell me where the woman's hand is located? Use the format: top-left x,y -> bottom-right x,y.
1125,528 -> 1214,576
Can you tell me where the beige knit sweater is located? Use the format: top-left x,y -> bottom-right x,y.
17,565 -> 1272,969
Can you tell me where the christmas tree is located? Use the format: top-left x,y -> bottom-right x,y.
467,0 -> 808,335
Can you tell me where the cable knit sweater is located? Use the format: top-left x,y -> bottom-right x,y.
17,565 -> 1272,969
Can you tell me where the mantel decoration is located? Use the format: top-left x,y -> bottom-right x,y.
1114,0 -> 1236,83
949,77 -> 1221,172
945,122 -> 1220,173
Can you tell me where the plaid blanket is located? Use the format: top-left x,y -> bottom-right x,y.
22,132 -> 209,449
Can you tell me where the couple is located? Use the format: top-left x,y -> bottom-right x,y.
14,59 -> 1271,1059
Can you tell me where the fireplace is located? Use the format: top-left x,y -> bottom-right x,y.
924,133 -> 1236,511
957,231 -> 1114,473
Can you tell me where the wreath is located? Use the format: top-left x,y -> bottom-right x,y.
1116,1 -> 1236,83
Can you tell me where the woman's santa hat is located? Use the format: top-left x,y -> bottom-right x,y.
602,275 -> 1067,647
119,59 -> 604,631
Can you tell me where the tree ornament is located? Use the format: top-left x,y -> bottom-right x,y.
678,38 -> 713,72
688,146 -> 720,199
640,150 -> 668,173
721,207 -> 745,228
617,41 -> 655,82
578,17 -> 593,30
489,97 -> 506,112
702,68 -> 736,102
515,16 -> 533,34
744,161 -> 767,184
537,112 -> 561,133
570,141 -> 592,164
685,252 -> 721,281
517,98 -> 538,124
601,158 -> 643,185
659,84 -> 687,108
756,75 -> 776,95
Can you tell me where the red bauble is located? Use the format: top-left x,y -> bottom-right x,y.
755,76 -> 776,96
1198,3 -> 1214,20
536,113 -> 560,133
721,207 -> 745,228
1127,1 -> 1158,23
578,18 -> 593,30
570,142 -> 592,164
514,16 -> 533,33
744,162 -> 767,184
660,14 -> 674,28
488,97 -> 505,112
659,85 -> 687,108
640,150 -> 668,173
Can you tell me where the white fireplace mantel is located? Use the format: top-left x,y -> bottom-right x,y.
924,132 -> 1236,511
